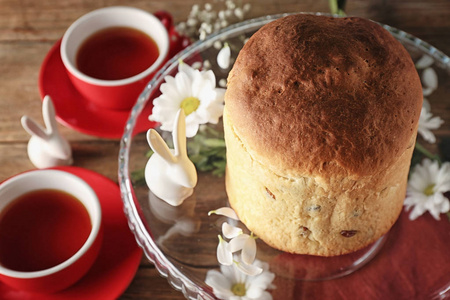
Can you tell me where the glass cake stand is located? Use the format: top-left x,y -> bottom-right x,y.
119,13 -> 450,300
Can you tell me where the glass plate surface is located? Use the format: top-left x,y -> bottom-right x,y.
119,13 -> 450,300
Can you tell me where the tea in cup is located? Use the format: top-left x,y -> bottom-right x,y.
0,169 -> 103,293
60,6 -> 170,110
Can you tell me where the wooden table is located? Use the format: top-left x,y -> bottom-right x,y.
1,0 -> 449,299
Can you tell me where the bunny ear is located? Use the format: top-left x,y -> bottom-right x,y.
42,95 -> 59,134
173,109 -> 187,157
21,116 -> 49,141
147,129 -> 177,164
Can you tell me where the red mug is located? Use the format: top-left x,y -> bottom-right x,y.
60,6 -> 170,111
0,170 -> 103,293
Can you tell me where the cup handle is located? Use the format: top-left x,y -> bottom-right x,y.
154,10 -> 191,58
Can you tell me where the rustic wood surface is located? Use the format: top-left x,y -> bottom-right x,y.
1,0 -> 449,299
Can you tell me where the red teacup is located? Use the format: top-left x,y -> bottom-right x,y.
60,6 -> 170,110
0,170 -> 103,294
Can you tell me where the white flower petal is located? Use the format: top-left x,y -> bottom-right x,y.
432,192 -> 446,205
178,61 -> 197,78
217,43 -> 231,69
422,87 -> 435,97
245,286 -> 263,299
209,207 -> 240,220
241,237 -> 257,265
422,98 -> 431,111
206,269 -> 232,289
422,67 -> 438,90
228,234 -> 250,253
217,235 -> 233,266
205,270 -> 234,299
436,162 -> 450,192
417,128 -> 437,143
249,262 -> 274,287
235,260 -> 263,276
185,120 -> 200,138
207,103 -> 225,124
427,159 -> 440,183
418,107 -> 444,143
439,198 -> 450,214
175,72 -> 193,97
255,291 -> 273,300
222,222 -> 243,239
428,205 -> 441,220
191,75 -> 211,98
421,114 -> 445,130
409,204 -> 426,220
403,196 -> 416,209
202,69 -> 217,86
197,84 -> 217,104
222,261 -> 243,283
415,55 -> 434,69
160,82 -> 184,101
408,172 -> 428,193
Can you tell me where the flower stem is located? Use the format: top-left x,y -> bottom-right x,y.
328,0 -> 346,16
415,142 -> 442,165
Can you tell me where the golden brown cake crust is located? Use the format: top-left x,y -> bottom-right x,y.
225,14 -> 422,178
224,14 -> 423,256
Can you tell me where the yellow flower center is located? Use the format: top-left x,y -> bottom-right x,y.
423,184 -> 435,196
231,283 -> 246,296
180,97 -> 200,116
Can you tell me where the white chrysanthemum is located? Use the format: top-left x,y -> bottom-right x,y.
205,259 -> 275,300
149,62 -> 225,137
404,159 -> 450,220
418,106 -> 444,143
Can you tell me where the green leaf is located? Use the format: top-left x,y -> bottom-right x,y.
328,0 -> 346,16
202,138 -> 226,148
131,168 -> 146,186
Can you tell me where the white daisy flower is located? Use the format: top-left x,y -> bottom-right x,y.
205,258 -> 275,300
149,62 -> 225,137
404,158 -> 450,220
418,106 -> 444,143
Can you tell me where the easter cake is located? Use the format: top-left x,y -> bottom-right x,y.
223,14 -> 423,256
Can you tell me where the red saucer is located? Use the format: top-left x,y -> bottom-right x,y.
38,39 -> 157,139
0,166 -> 143,299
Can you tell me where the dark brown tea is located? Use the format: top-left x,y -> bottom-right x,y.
76,26 -> 159,80
0,189 -> 92,272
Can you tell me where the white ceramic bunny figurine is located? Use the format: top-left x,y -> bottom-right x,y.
145,109 -> 198,206
21,95 -> 73,169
